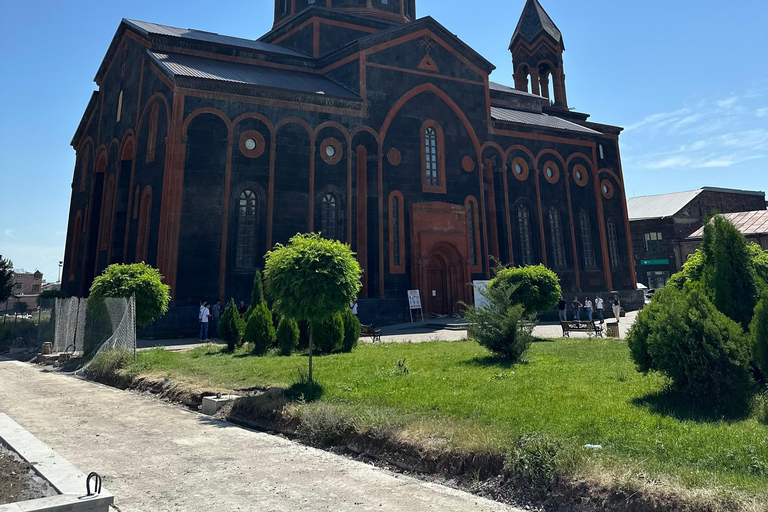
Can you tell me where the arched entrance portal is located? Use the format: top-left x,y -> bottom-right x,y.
425,243 -> 465,316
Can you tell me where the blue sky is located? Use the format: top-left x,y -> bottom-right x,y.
1,0 -> 766,280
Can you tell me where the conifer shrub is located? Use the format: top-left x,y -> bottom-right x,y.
312,314 -> 344,355
245,270 -> 265,321
219,299 -> 244,352
489,265 -> 561,316
752,292 -> 768,379
245,301 -> 276,356
277,317 -> 300,356
628,285 -> 754,410
465,283 -> 533,361
340,307 -> 361,353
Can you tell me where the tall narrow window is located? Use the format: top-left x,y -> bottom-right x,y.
69,212 -> 83,281
425,127 -> 439,187
465,198 -> 480,268
549,208 -> 566,268
580,209 -> 596,267
146,103 -> 159,163
116,91 -> 124,123
236,190 -> 257,268
607,217 -> 621,268
135,187 -> 152,263
99,175 -> 116,251
518,204 -> 534,266
321,193 -> 339,240
79,151 -> 89,192
392,196 -> 400,267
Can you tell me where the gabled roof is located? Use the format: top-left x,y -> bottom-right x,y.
148,51 -> 358,99
627,187 -> 766,221
491,106 -> 599,134
688,210 -> 768,240
510,0 -> 562,48
124,19 -> 309,58
489,81 -> 545,100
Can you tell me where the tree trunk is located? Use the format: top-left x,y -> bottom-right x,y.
308,322 -> 314,383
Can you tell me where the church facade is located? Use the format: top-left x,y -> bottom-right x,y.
63,0 -> 639,335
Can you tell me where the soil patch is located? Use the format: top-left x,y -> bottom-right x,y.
0,447 -> 56,505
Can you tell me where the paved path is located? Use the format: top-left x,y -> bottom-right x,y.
0,359 -> 519,512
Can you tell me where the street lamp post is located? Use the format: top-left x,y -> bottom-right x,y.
58,261 -> 63,284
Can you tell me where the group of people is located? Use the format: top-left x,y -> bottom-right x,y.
198,299 -> 223,342
557,295 -> 621,324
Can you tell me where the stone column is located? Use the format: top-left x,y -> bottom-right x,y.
529,67 -> 541,96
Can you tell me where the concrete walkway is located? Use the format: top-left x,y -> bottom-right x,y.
0,359 -> 519,512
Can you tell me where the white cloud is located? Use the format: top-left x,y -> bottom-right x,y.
4,230 -> 15,238
716,97 -> 739,108
757,108 -> 768,118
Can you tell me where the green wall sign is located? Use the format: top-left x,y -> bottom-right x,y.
641,259 -> 670,266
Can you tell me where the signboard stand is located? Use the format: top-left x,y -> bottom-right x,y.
407,290 -> 424,323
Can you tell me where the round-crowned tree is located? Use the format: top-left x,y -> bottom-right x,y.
88,263 -> 170,328
488,265 -> 561,316
264,233 -> 362,381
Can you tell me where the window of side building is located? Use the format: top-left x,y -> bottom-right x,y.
644,232 -> 663,252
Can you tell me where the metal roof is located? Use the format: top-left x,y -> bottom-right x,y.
489,81 -> 546,100
688,210 -> 768,239
510,0 -> 562,47
628,187 -> 766,221
490,106 -> 599,134
148,52 -> 359,99
125,19 -> 308,58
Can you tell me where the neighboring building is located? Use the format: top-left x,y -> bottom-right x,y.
63,0 -> 640,335
682,210 -> 768,258
627,187 -> 766,288
1,270 -> 43,312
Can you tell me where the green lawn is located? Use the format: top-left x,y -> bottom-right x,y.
130,339 -> 768,498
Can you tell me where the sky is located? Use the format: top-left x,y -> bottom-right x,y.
1,0 -> 766,280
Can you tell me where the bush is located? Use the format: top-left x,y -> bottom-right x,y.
277,317 -> 300,356
628,285 -> 754,410
219,299 -> 245,352
88,263 -> 170,327
504,433 -> 580,500
244,302 -> 275,356
465,283 -> 534,361
0,320 -> 39,352
340,308 -> 361,353
312,314 -> 344,354
489,265 -> 561,316
752,292 -> 768,378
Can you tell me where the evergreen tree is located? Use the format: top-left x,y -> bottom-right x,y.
0,257 -> 14,304
244,301 -> 276,356
752,292 -> 768,378
219,299 -> 245,352
277,317 -> 300,356
245,270 -> 265,320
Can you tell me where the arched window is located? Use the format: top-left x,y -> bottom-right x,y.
549,208 -> 566,268
392,196 -> 400,266
421,121 -> 445,193
425,127 -> 439,187
135,187 -> 152,263
236,190 -> 258,268
146,102 -> 159,163
518,203 -> 534,266
321,193 -> 339,241
389,192 -> 405,273
580,209 -> 596,268
607,217 -> 621,268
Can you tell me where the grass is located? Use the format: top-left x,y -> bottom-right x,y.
128,339 -> 768,500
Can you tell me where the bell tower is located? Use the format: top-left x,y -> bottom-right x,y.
509,0 -> 568,109
274,0 -> 416,28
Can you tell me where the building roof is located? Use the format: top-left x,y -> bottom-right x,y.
489,81 -> 546,100
125,19 -> 309,58
148,52 -> 359,99
627,187 -> 766,221
490,106 -> 599,134
510,0 -> 562,47
688,210 -> 768,240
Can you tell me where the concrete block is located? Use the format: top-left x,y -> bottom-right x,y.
201,395 -> 240,416
41,343 -> 53,355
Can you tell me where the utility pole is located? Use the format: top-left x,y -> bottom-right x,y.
57,261 -> 63,284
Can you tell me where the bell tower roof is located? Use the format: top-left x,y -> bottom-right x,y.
509,0 -> 562,49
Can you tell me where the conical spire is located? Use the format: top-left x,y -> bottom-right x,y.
509,0 -> 563,50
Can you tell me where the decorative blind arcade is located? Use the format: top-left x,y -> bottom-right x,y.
236,190 -> 257,268
425,127 -> 439,187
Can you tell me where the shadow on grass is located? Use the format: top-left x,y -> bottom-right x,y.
462,355 -> 529,369
286,380 -> 324,402
631,387 -> 751,423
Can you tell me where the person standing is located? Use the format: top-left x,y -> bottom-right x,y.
558,297 -> 567,322
238,300 -> 247,317
584,297 -> 593,322
199,300 -> 211,342
572,297 -> 583,321
612,296 -> 622,324
211,299 -> 222,339
351,300 -> 359,317
595,295 -> 605,324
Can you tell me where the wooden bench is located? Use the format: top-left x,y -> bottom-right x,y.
360,324 -> 382,343
560,321 -> 603,338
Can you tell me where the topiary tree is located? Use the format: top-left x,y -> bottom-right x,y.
465,282 -> 534,361
265,233 -> 362,381
88,263 -> 170,328
0,257 -> 14,304
340,307 -> 361,353
627,284 -> 753,410
702,216 -> 759,330
219,299 -> 245,352
277,317 -> 300,356
244,301 -> 276,356
244,270 -> 265,321
752,292 -> 768,379
488,265 -> 561,316
312,314 -> 344,354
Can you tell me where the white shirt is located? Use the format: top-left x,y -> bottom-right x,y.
199,305 -> 209,323
584,300 -> 593,309
351,302 -> 358,315
595,298 -> 604,310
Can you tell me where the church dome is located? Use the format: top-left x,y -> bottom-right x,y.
274,0 -> 416,27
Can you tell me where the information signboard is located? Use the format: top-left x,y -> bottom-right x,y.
407,290 -> 424,323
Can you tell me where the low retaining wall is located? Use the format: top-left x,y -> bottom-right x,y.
0,414 -> 113,512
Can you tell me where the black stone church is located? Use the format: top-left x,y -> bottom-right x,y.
63,0 -> 639,335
